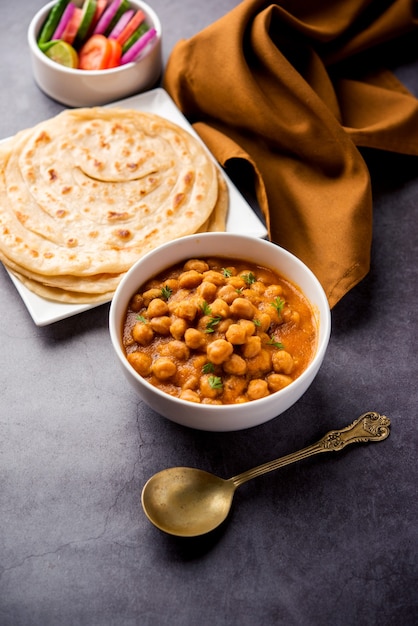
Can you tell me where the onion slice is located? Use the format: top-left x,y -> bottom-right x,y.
120,27 -> 157,64
51,2 -> 76,40
93,0 -> 123,35
108,9 -> 134,39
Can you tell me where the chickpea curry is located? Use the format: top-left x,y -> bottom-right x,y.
122,257 -> 318,405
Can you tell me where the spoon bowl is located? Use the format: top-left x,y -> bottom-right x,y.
141,412 -> 391,537
142,468 -> 235,537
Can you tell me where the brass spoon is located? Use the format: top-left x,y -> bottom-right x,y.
141,411 -> 390,537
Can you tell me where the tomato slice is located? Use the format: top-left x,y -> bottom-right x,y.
61,7 -> 83,45
106,38 -> 122,68
78,34 -> 111,70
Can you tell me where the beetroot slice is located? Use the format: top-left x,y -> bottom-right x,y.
93,0 -> 123,35
108,9 -> 134,39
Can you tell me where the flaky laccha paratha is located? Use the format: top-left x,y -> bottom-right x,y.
0,107 -> 228,303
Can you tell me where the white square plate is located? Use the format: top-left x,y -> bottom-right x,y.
3,88 -> 267,326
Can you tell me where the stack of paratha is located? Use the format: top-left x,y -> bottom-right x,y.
0,108 -> 228,303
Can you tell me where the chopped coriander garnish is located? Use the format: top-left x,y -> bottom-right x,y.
267,336 -> 285,349
136,315 -> 148,323
253,318 -> 261,327
235,287 -> 243,294
205,316 -> 222,333
222,268 -> 232,277
242,272 -> 256,285
271,296 -> 285,315
200,300 -> 212,316
208,375 -> 223,390
202,362 -> 215,374
161,285 -> 172,300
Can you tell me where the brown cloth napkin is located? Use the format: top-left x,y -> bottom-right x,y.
163,0 -> 418,307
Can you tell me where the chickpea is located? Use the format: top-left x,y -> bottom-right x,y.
223,353 -> 247,376
210,298 -> 230,319
170,317 -> 188,340
225,323 -> 247,345
173,300 -> 198,321
197,281 -> 218,302
184,328 -> 207,350
147,298 -> 169,318
250,281 -> 265,295
132,321 -> 154,345
280,307 -> 291,322
167,289 -> 188,309
178,370 -> 200,390
150,316 -> 172,335
206,339 -> 233,364
202,270 -> 226,286
197,315 -> 213,332
255,312 -> 271,332
247,379 -> 269,400
127,351 -> 152,376
200,374 -> 222,399
223,375 -> 247,400
164,278 -> 179,293
192,354 -> 208,371
178,269 -> 203,289
268,306 -> 284,325
163,340 -> 190,360
152,357 -> 177,380
272,350 -> 294,375
265,284 -> 283,298
246,349 -> 272,376
175,365 -> 198,388
216,284 -> 239,304
217,319 -> 233,333
180,389 -> 201,403
123,331 -> 135,348
230,297 -> 255,319
267,373 -> 293,392
282,308 -> 301,326
242,335 -> 262,358
291,311 -> 301,326
142,288 -> 163,306
183,259 -> 209,273
241,289 -> 262,306
129,293 -> 144,312
227,276 -> 246,290
238,319 -> 256,337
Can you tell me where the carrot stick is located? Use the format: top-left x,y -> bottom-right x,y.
116,10 -> 146,46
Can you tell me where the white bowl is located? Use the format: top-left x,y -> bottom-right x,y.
28,0 -> 162,107
109,233 -> 331,432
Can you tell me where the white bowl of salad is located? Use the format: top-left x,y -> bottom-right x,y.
28,0 -> 162,107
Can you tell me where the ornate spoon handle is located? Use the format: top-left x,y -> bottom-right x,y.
230,411 -> 390,488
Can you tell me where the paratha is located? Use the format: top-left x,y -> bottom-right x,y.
0,107 -> 228,303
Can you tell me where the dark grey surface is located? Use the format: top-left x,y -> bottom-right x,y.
0,2 -> 417,625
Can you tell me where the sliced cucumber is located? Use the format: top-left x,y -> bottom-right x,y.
122,22 -> 149,54
74,0 -> 98,47
38,40 -> 62,53
38,0 -> 70,45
